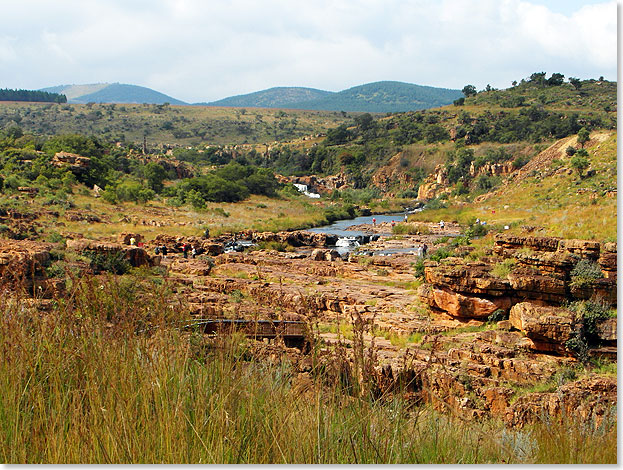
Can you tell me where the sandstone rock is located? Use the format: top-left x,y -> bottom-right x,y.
494,234 -> 561,255
325,249 -> 342,261
598,242 -> 617,279
66,239 -> 152,268
509,302 -> 577,353
310,249 -> 327,261
118,232 -> 143,245
505,376 -> 617,427
51,151 -> 91,174
557,238 -> 600,260
424,260 -> 510,296
431,287 -> 511,318
596,318 -> 617,342
483,387 -> 514,414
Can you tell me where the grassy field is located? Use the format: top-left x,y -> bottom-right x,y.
0,101 -> 352,147
410,132 -> 617,242
0,275 -> 616,464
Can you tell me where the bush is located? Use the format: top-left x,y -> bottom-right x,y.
424,197 -> 447,210
429,247 -> 453,262
487,309 -> 508,323
465,223 -> 488,238
490,259 -> 516,278
570,259 -> 603,287
84,250 -> 131,275
392,223 -> 430,235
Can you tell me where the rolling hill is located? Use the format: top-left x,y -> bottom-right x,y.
205,81 -> 463,112
204,87 -> 333,108
40,83 -> 187,105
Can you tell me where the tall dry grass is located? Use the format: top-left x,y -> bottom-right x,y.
0,273 -> 616,463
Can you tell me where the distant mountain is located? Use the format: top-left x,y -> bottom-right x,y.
40,83 -> 187,105
205,81 -> 463,112
291,81 -> 464,112
202,87 -> 333,108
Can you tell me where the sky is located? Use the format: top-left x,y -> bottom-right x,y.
0,0 -> 617,103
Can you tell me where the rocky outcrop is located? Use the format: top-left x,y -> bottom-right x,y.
236,230 -> 338,247
275,172 -> 351,194
417,165 -> 451,201
66,239 -> 153,268
429,287 -> 511,318
509,303 -> 577,353
504,376 -> 617,428
51,152 -> 91,174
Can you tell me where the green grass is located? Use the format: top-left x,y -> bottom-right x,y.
490,259 -> 517,278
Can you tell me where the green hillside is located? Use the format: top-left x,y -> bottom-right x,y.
206,81 -> 463,113
205,87 -> 333,108
288,81 -> 463,112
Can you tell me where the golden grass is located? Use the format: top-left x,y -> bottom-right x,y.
411,134 -> 617,242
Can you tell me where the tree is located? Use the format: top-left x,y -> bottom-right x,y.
144,162 -> 167,193
462,85 -> 477,97
569,77 -> 582,90
565,146 -> 577,156
547,73 -> 565,86
529,72 -> 547,86
577,127 -> 590,148
570,150 -> 589,178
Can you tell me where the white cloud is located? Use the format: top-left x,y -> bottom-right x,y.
0,0 -> 616,102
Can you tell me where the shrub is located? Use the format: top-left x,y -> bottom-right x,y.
413,259 -> 425,278
429,247 -> 453,262
487,309 -> 508,323
491,259 -> 516,278
83,250 -> 131,275
392,223 -> 430,235
570,259 -> 603,287
465,223 -> 488,238
424,197 -> 447,210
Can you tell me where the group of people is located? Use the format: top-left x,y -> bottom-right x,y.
154,242 -> 203,259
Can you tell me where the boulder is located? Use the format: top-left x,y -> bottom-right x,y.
509,302 -> 577,353
598,242 -> 617,279
51,152 -> 91,174
557,239 -> 601,260
66,239 -> 152,268
596,318 -> 617,343
431,288 -> 511,318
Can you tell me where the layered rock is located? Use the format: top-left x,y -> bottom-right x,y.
66,239 -> 153,268
509,303 -> 577,353
51,152 -> 91,174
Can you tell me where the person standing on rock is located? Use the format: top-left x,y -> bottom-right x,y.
422,243 -> 428,257
439,220 -> 445,230
372,217 -> 376,226
130,236 -> 136,246
183,243 -> 190,259
404,214 -> 408,223
161,245 -> 168,257
191,246 -> 197,258
204,228 -> 210,239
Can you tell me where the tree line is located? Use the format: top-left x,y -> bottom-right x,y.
0,88 -> 67,103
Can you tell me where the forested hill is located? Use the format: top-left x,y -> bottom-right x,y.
203,87 -> 333,108
206,81 -> 463,112
287,81 -> 463,112
40,83 -> 187,105
0,88 -> 67,103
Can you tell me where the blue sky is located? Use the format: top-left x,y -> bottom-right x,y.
0,0 -> 617,102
